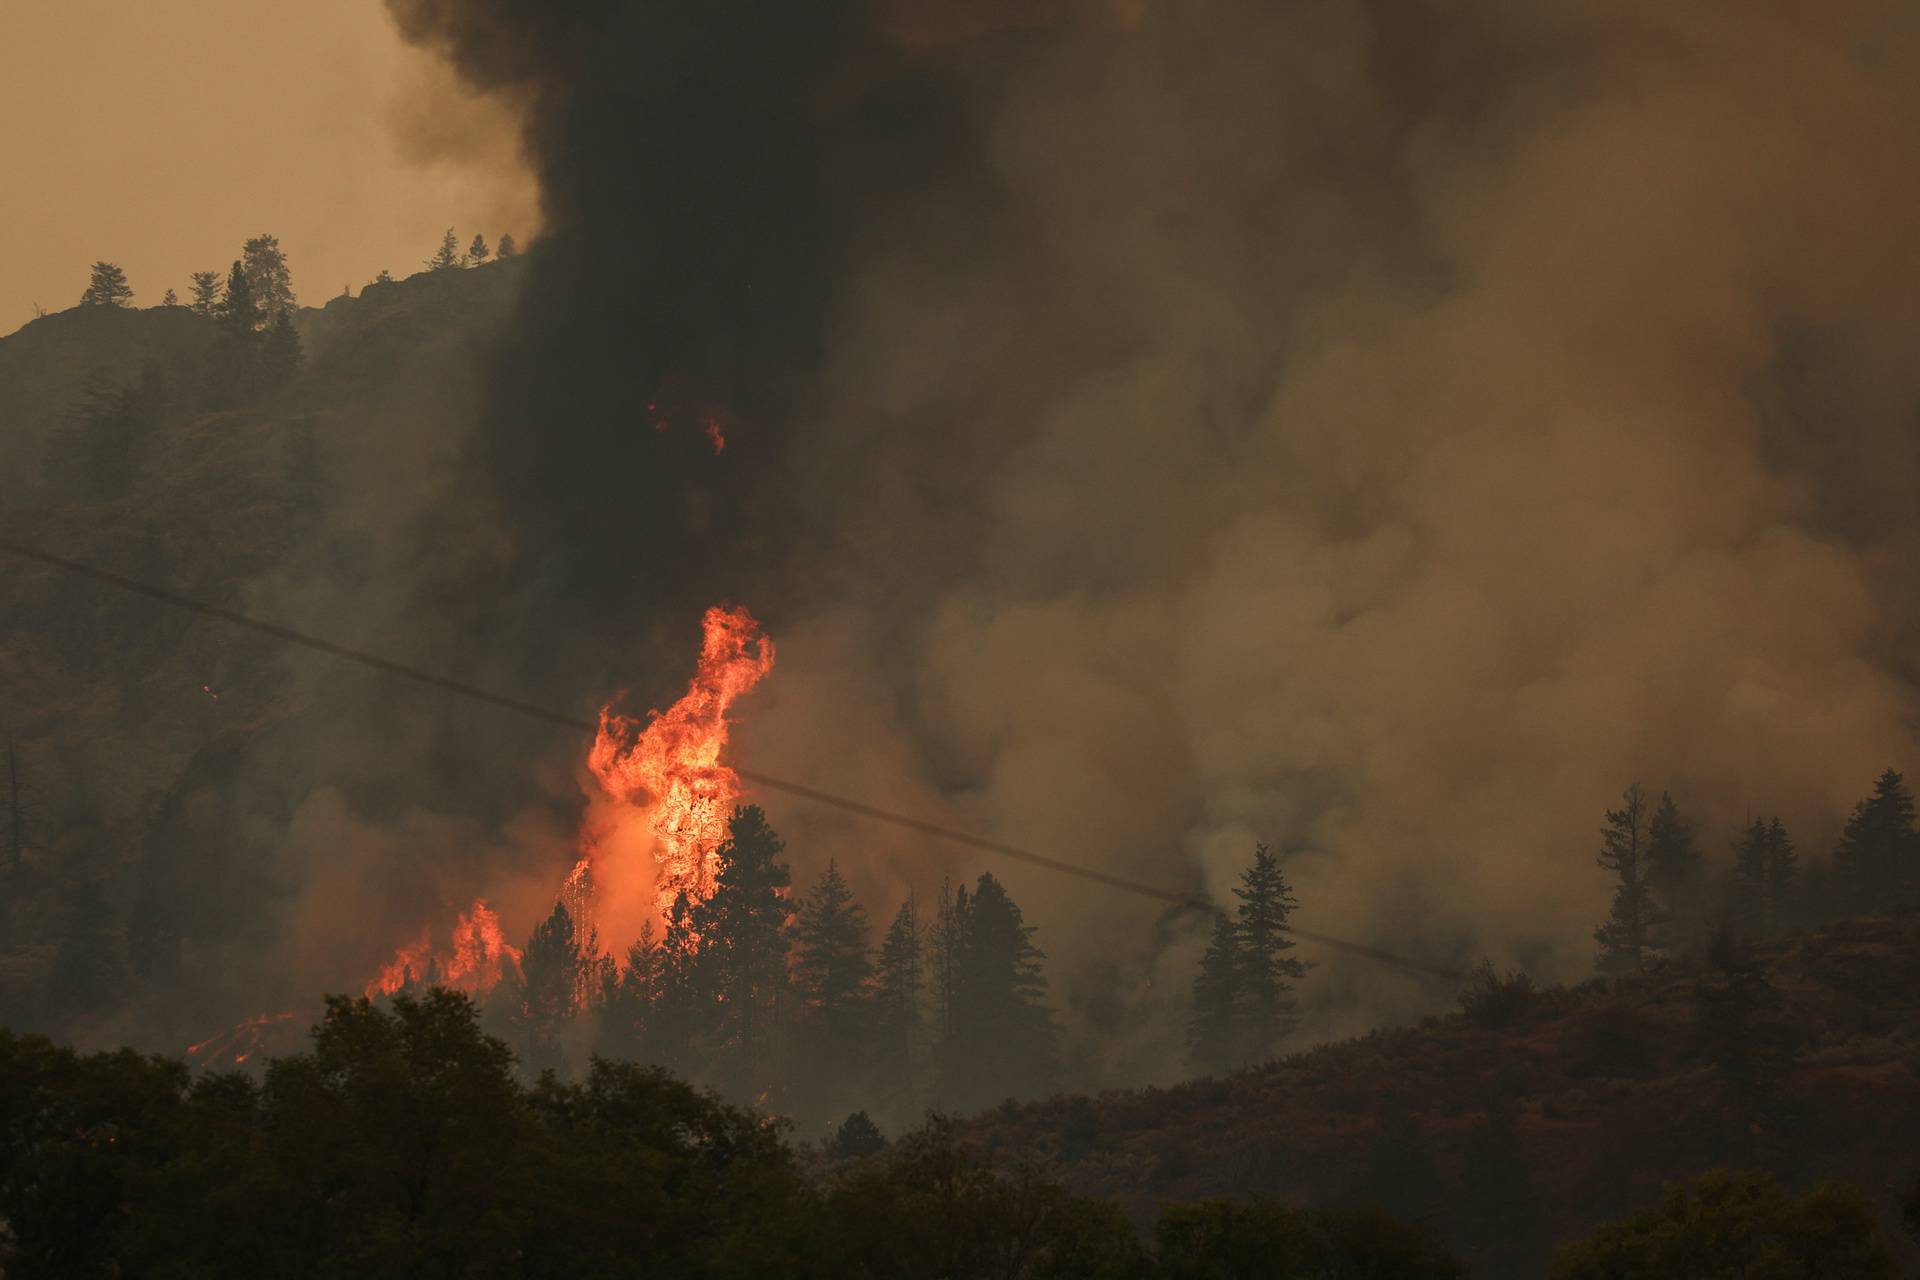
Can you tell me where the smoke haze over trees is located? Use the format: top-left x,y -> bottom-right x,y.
6,0 -> 1920,1131
355,0 -> 1920,1051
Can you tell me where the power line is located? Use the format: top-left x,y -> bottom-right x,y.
0,535 -> 1468,983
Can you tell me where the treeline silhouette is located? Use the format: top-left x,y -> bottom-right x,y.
2,990 -> 1911,1278
0,990 -> 1464,1279
55,236 -> 304,503
1589,768 -> 1920,976
415,805 -> 1068,1129
401,805 -> 1322,1131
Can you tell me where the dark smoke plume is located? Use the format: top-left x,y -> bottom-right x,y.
368,0 -> 1920,1079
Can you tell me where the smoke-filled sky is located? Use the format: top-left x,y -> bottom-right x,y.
15,0 -> 1920,1077
298,0 -> 1920,1071
0,0 -> 535,325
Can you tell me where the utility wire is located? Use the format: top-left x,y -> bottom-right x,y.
1,535 -> 1468,982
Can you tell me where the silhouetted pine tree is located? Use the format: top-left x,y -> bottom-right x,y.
693,805 -> 792,1105
931,876 -> 958,1048
872,895 -> 926,1117
1834,768 -> 1918,912
516,901 -> 583,1073
1764,818 -> 1798,931
188,270 -> 224,316
241,234 -> 296,324
792,859 -> 873,1117
1646,792 -> 1706,953
938,873 -> 1055,1110
597,920 -> 660,1062
428,228 -> 463,271
1594,784 -> 1666,975
1235,844 -> 1308,1058
79,261 -> 133,307
219,260 -> 259,334
792,860 -> 872,1031
1730,818 -> 1771,938
497,233 -> 518,259
160,288 -> 178,307
468,233 -> 491,264
1188,910 -> 1244,1074
650,892 -> 702,1078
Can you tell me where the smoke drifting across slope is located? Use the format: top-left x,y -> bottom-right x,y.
381,0 -> 1920,1070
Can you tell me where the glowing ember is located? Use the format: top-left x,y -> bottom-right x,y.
200,684 -> 219,700
587,605 -> 774,918
185,1010 -> 297,1066
364,900 -> 522,999
703,412 -> 727,455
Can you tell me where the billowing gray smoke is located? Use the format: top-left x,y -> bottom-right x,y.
382,0 -> 1920,1078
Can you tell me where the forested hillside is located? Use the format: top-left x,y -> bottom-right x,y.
0,255 -> 534,1041
963,912 -> 1920,1275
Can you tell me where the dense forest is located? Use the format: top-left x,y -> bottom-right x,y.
3,986 -> 1916,1278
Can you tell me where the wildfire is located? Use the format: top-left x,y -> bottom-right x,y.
185,1010 -> 297,1066
364,900 -> 522,999
354,605 -> 771,1004
645,400 -> 728,456
587,604 -> 774,919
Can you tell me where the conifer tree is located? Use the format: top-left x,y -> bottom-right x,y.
931,876 -> 958,1047
1730,818 -> 1770,938
372,268 -> 394,284
649,892 -> 702,1077
1234,843 -> 1308,1057
1593,784 -> 1666,975
874,894 -> 925,1111
1646,792 -> 1705,952
497,233 -> 518,260
1834,768 -> 1918,912
693,806 -> 793,1104
793,860 -> 873,1036
1188,910 -> 1244,1074
597,921 -> 658,1062
1763,817 -> 1798,932
428,227 -> 464,271
188,270 -> 224,316
468,232 -> 491,264
161,288 -> 179,307
241,234 -> 296,324
80,261 -> 133,307
938,873 -> 1055,1110
517,901 -> 583,1072
791,859 -> 873,1117
220,259 -> 260,335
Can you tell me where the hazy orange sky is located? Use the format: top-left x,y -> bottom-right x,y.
0,0 -> 536,333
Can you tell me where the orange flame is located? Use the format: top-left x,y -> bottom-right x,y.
185,1010 -> 297,1065
364,900 -> 522,999
587,605 -> 774,919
